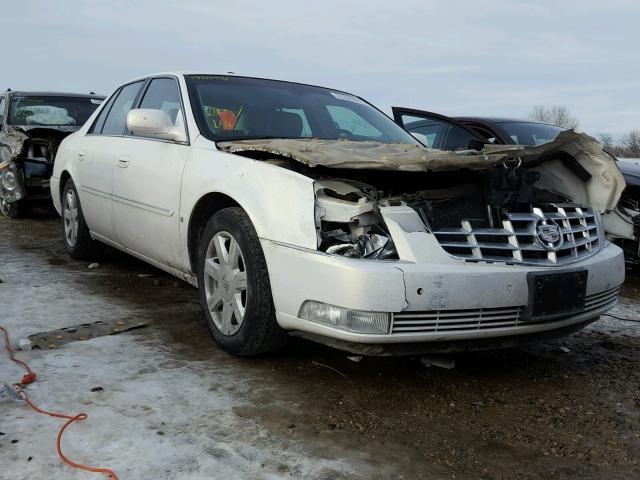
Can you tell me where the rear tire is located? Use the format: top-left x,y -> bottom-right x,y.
197,207 -> 288,356
61,178 -> 105,260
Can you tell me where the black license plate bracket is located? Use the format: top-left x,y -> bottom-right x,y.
527,270 -> 587,320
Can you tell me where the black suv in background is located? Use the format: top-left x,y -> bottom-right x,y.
0,90 -> 104,217
391,108 -> 563,150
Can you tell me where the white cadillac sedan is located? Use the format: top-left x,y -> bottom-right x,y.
52,73 -> 626,356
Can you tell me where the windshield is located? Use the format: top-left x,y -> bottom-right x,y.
9,96 -> 102,127
499,121 -> 564,146
186,75 -> 419,145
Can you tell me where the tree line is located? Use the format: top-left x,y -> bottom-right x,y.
528,105 -> 640,158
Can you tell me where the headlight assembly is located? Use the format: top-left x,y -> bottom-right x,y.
1,170 -> 17,191
0,162 -> 26,203
314,179 -> 398,260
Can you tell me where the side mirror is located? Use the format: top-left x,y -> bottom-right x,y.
127,109 -> 186,142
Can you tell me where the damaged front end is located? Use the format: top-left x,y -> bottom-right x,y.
220,130 -> 626,265
0,126 -> 75,209
605,159 -> 640,264
0,129 -> 29,204
314,179 -> 398,260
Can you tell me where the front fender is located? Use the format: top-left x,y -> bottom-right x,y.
181,138 -> 317,252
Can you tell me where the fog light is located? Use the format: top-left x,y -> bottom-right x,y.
0,170 -> 17,191
299,300 -> 390,334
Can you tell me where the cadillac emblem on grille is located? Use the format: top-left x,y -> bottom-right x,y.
535,220 -> 563,249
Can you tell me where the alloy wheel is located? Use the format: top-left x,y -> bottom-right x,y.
0,194 -> 9,217
63,189 -> 79,247
203,231 -> 248,336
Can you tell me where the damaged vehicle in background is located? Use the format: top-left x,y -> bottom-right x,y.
0,90 -> 104,217
393,108 -> 640,267
52,73 -> 625,356
614,157 -> 640,264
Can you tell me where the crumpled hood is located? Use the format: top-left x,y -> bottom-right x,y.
218,130 -> 608,171
218,130 -> 626,212
0,124 -> 78,164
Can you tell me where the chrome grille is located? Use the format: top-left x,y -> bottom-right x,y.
391,287 -> 619,334
433,204 -> 601,266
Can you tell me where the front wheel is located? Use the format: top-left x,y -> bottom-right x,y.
61,179 -> 104,260
197,207 -> 287,356
0,194 -> 29,218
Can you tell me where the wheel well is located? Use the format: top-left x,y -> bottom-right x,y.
59,170 -> 71,203
188,193 -> 241,272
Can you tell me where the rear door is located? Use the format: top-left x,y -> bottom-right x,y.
392,107 -> 484,151
112,76 -> 190,266
74,80 -> 145,240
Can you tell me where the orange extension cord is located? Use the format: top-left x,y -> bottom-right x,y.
1,325 -> 119,479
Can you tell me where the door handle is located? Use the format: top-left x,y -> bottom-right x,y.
77,151 -> 85,161
117,155 -> 130,168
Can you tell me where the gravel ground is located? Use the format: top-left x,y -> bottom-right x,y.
1,207 -> 639,479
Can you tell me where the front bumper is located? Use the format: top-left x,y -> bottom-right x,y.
262,237 -> 625,345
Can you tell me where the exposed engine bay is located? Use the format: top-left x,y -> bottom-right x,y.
312,169 -> 602,265
219,131 -> 628,264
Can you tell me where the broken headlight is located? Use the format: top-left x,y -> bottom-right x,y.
314,179 -> 398,260
1,169 -> 17,191
0,161 -> 26,203
299,300 -> 390,334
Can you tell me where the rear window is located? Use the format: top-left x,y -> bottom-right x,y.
8,96 -> 102,127
499,121 -> 564,146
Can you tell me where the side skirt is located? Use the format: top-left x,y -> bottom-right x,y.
91,232 -> 198,287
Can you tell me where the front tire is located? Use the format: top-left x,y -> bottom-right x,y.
0,195 -> 29,218
197,207 -> 287,356
61,179 -> 104,260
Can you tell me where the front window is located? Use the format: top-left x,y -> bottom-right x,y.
8,96 -> 102,127
499,121 -> 564,146
402,115 -> 479,150
186,75 -> 418,145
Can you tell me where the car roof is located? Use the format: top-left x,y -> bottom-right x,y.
4,91 -> 105,99
119,71 -> 359,97
453,116 -> 555,126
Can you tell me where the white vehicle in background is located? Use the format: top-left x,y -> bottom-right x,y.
52,73 -> 625,356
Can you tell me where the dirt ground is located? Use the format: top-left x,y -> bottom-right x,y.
1,206 -> 639,479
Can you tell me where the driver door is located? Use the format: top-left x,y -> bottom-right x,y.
112,77 -> 191,267
392,107 -> 484,151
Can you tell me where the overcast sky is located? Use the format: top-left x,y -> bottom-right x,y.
2,0 -> 638,136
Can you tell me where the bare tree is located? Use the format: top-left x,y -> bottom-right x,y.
621,129 -> 640,158
528,105 -> 579,129
597,133 -> 615,151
